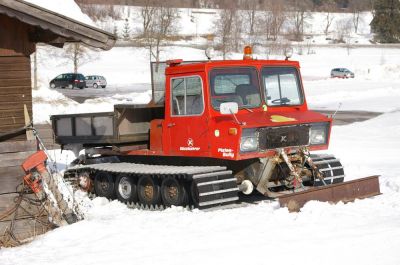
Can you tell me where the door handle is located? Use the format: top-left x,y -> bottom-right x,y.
167,123 -> 176,128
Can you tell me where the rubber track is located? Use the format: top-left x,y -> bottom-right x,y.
66,163 -> 239,210
310,154 -> 345,186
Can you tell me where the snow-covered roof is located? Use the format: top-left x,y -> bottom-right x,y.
23,0 -> 95,27
0,0 -> 116,50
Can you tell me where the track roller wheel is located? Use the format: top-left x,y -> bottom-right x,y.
94,171 -> 115,199
137,175 -> 161,206
161,177 -> 188,207
115,174 -> 138,203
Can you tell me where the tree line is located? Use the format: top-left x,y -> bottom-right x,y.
60,0 -> 399,75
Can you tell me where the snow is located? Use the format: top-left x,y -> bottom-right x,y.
1,138 -> 400,265
2,6 -> 400,265
9,43 -> 400,264
23,0 -> 95,26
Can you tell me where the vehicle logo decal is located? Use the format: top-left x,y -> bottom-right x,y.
270,115 -> 296,123
217,148 -> 234,158
180,138 -> 200,151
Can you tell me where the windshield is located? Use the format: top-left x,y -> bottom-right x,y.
262,67 -> 303,106
209,67 -> 261,109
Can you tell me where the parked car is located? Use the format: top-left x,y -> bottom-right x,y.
49,73 -> 86,89
85,75 -> 107,88
330,68 -> 355,78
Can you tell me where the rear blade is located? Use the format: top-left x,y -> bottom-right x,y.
278,175 -> 380,212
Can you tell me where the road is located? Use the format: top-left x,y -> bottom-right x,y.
54,83 -> 151,103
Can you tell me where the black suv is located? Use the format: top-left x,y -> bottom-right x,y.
49,73 -> 86,89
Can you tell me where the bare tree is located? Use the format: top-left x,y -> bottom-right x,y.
335,18 -> 352,43
64,43 -> 97,73
140,0 -> 157,37
214,7 -> 236,59
243,0 -> 258,37
288,0 -> 312,41
33,51 -> 38,90
232,11 -> 243,51
349,0 -> 366,33
261,0 -> 286,41
321,0 -> 336,35
144,5 -> 179,68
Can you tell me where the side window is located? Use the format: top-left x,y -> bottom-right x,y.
171,76 -> 203,116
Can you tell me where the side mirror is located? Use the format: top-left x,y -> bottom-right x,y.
220,102 -> 238,115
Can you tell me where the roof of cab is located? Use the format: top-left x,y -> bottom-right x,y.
165,59 -> 301,75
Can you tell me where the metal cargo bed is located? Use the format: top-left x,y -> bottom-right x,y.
51,104 -> 164,146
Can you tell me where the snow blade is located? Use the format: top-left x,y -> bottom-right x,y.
278,175 -> 381,212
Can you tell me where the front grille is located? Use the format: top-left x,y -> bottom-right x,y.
258,124 -> 310,149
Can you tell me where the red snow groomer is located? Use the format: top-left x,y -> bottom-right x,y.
51,47 -> 380,211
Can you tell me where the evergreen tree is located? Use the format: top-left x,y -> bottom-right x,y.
122,19 -> 130,40
371,0 -> 400,43
113,24 -> 119,39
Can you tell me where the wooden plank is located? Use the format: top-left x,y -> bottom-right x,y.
35,128 -> 54,139
0,86 -> 31,95
0,101 -> 31,111
0,56 -> 29,64
0,48 -> 22,56
0,141 -> 36,153
0,166 -> 24,193
0,116 -> 26,126
0,110 -> 24,119
0,78 -> 31,88
0,108 -> 31,117
0,63 -> 29,71
0,151 -> 36,167
0,70 -> 30,79
0,124 -> 27,133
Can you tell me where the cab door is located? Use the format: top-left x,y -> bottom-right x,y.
166,74 -> 209,157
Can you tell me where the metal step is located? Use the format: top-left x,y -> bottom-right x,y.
192,170 -> 239,209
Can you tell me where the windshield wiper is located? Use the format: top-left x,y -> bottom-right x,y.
271,97 -> 291,105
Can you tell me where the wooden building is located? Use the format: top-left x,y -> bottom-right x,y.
0,0 -> 115,246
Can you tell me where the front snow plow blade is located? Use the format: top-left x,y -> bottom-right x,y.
278,175 -> 381,212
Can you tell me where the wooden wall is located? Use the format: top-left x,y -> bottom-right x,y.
0,15 -> 43,246
0,49 -> 32,142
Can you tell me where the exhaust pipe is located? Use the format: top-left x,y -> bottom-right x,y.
239,180 -> 254,195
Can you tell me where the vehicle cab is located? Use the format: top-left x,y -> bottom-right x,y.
160,47 -> 332,160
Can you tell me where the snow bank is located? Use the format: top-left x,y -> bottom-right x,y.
24,0 -> 95,26
33,87 -> 152,123
1,117 -> 400,265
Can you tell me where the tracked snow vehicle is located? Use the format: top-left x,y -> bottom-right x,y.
52,47 -> 380,210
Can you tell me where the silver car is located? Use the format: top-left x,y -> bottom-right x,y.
330,68 -> 354,78
85,75 -> 107,88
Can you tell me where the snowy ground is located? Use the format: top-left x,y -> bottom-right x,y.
1,3 -> 399,264
3,45 -> 399,264
1,110 -> 400,265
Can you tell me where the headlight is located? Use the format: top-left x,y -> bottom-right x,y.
309,122 -> 329,145
240,129 -> 258,152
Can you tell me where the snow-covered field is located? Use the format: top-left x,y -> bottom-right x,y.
1,109 -> 400,265
1,2 -> 400,265
4,43 -> 399,264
